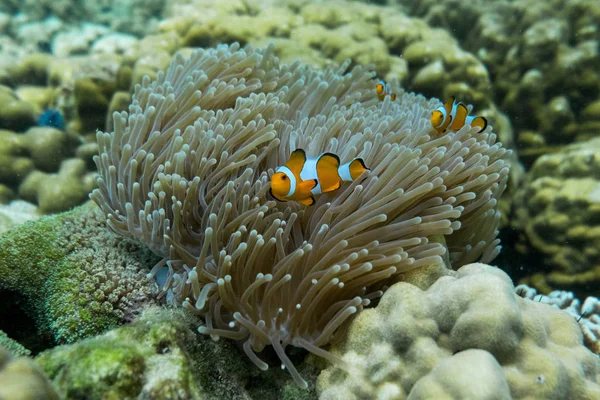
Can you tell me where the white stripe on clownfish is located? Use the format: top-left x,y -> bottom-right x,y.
275,165 -> 297,197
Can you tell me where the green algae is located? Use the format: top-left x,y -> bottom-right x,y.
0,204 -> 161,346
36,307 -> 319,400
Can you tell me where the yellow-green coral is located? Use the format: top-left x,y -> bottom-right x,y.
0,205 -> 161,345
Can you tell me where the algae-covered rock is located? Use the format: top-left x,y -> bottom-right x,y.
0,126 -> 93,214
19,158 -> 96,214
512,137 -> 600,297
317,263 -> 600,399
36,307 -> 319,400
0,85 -> 36,132
22,126 -> 81,172
0,345 -> 59,400
0,205 -> 162,345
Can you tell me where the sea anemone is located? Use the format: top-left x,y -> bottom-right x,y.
91,43 -> 509,387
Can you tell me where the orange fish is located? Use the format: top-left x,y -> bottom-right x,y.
270,149 -> 369,205
430,96 -> 488,135
376,79 -> 396,101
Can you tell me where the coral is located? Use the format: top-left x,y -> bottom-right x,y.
91,42 -> 509,386
0,200 -> 39,233
512,137 -> 600,297
516,284 -> 600,355
378,0 -> 600,164
0,330 -> 30,357
51,23 -> 111,57
0,126 -> 98,213
167,0 -> 497,110
161,0 -> 524,217
0,85 -> 36,131
21,126 -> 81,172
19,158 -> 96,214
0,344 -> 59,400
0,205 -> 162,344
317,263 -> 600,399
35,307 -> 319,399
0,0 -> 166,37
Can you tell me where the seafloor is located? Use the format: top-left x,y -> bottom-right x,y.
0,0 -> 599,399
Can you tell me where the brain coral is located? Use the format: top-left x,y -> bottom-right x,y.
91,43 -> 509,387
318,263 -> 600,399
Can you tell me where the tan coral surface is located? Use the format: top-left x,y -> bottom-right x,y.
318,263 -> 600,399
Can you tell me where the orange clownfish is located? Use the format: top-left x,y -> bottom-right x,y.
269,149 -> 369,206
430,96 -> 488,135
376,79 -> 396,101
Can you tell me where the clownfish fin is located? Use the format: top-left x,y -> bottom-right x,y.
269,187 -> 287,202
298,195 -> 315,206
298,179 -> 318,193
390,92 -> 396,101
316,153 -> 342,193
349,158 -> 369,180
286,149 -> 307,175
471,116 -> 488,131
450,103 -> 469,131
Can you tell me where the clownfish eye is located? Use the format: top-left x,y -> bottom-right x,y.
282,175 -> 288,180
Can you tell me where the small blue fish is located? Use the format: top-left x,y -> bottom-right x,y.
37,109 -> 65,130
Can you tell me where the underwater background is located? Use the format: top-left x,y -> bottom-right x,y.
0,0 -> 599,399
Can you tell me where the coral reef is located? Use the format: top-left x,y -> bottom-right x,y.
0,123 -> 100,212
91,42 -> 509,386
318,263 -> 600,399
36,307 -> 318,399
0,344 -> 59,399
0,0 -> 166,37
512,137 -> 600,297
0,84 -> 36,131
19,158 -> 96,213
164,0 -> 504,115
0,204 -> 162,345
378,0 -> 600,164
0,330 -> 30,357
516,283 -> 600,355
1,0 -> 527,215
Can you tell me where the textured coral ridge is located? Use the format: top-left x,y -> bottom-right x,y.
318,264 -> 600,399
91,43 -> 509,387
0,205 -> 161,345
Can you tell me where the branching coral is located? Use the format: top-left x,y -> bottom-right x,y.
91,42 -> 509,387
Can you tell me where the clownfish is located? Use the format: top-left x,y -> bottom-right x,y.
376,79 -> 396,101
269,149 -> 369,206
430,96 -> 488,135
